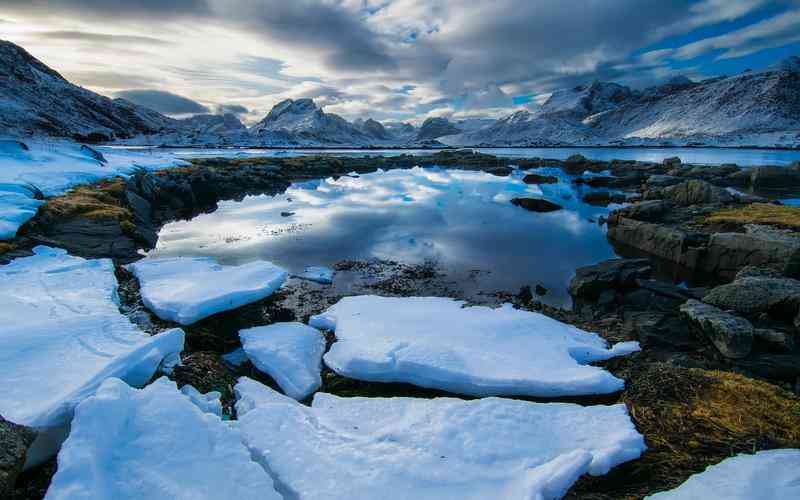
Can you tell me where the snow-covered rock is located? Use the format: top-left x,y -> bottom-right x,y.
45,377 -> 280,500
0,40 -> 170,141
0,247 -> 184,463
127,256 -> 288,325
235,377 -> 646,500
239,322 -> 326,400
0,139 -> 184,239
295,266 -> 334,284
310,296 -> 639,397
646,449 -> 800,499
416,117 -> 462,141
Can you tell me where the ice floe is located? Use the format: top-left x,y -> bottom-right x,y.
646,449 -> 800,499
0,247 -> 184,463
240,322 -> 326,400
127,256 -> 288,325
295,266 -> 334,284
45,377 -> 280,500
235,377 -> 646,500
310,296 -> 639,397
0,139 -> 183,239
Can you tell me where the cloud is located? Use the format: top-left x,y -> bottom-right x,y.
1,0 -> 210,19
115,89 -> 209,114
674,9 -> 800,60
33,30 -> 171,46
66,70 -> 161,89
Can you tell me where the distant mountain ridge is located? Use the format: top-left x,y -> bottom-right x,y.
1,39 -> 798,148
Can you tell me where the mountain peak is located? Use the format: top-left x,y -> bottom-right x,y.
776,55 -> 800,73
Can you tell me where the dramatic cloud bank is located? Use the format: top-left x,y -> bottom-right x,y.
1,0 -> 798,123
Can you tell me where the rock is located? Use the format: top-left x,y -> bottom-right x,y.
582,191 -> 627,206
280,211 -> 295,217
736,353 -> 800,381
0,415 -> 36,497
646,175 -> 682,187
510,197 -> 563,212
522,173 -> 558,184
735,266 -> 783,280
661,179 -> 733,206
703,276 -> 800,317
170,352 -> 237,413
750,166 -> 800,189
753,328 -> 794,352
534,284 -> 548,296
680,299 -> 754,359
623,311 -> 698,351
663,157 -> 682,167
569,258 -> 652,302
725,170 -> 752,186
563,154 -> 591,174
125,190 -> 152,224
703,225 -> 800,278
607,217 -> 702,266
612,200 -> 669,222
79,144 -> 107,164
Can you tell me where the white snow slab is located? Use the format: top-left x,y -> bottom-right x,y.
646,449 -> 800,499
127,256 -> 288,325
0,247 -> 185,431
0,139 -> 183,239
235,377 -> 646,500
295,265 -> 334,284
239,322 -> 326,400
45,377 -> 280,500
310,296 -> 639,397
180,384 -> 223,417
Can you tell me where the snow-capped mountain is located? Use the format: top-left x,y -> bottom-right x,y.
249,98 -> 374,146
445,60 -> 800,148
416,117 -> 462,141
123,113 -> 251,146
0,40 -> 170,141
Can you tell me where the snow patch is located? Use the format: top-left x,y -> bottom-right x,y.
126,256 -> 288,325
235,377 -> 646,500
310,296 -> 639,397
295,266 -> 334,284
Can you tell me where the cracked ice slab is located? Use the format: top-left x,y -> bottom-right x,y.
646,449 -> 800,499
240,322 -> 326,400
0,247 -> 184,445
127,256 -> 288,325
45,377 -> 280,500
310,296 -> 640,397
235,377 -> 646,500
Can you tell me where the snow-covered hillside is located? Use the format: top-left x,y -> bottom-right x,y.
445,60 -> 800,148
0,40 -> 170,141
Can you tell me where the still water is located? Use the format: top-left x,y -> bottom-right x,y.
155,146 -> 800,167
150,166 -> 621,308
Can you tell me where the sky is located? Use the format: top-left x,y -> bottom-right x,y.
1,0 -> 799,125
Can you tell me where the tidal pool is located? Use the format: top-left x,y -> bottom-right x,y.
150,166 -> 621,307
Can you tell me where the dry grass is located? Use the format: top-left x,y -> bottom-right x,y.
0,242 -> 15,254
703,203 -> 800,230
41,179 -> 131,222
566,363 -> 800,499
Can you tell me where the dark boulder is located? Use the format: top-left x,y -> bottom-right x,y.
522,173 -> 558,184
661,179 -> 733,206
680,299 -> 754,359
569,258 -> 652,302
510,197 -> 563,212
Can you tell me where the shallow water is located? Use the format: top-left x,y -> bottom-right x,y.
145,146 -> 800,166
150,167 -> 621,308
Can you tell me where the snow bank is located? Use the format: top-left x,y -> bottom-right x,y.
45,377 -> 280,500
295,266 -> 334,284
235,377 -> 646,500
127,256 -> 288,325
0,139 -> 183,239
239,322 -> 326,400
0,247 -> 184,463
646,449 -> 800,499
310,296 -> 639,397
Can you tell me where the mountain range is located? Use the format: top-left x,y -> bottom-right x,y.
1,39 -> 798,148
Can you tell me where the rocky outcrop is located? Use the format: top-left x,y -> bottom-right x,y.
608,217 -> 702,265
522,173 -> 558,184
750,166 -> 800,189
0,415 -> 36,497
661,179 -> 733,206
510,197 -> 563,212
680,299 -> 754,359
703,225 -> 800,277
569,258 -> 652,302
704,275 -> 800,318
613,200 -> 669,222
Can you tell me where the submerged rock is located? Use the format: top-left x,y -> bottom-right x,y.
510,197 -> 563,212
680,299 -> 753,359
522,173 -> 558,184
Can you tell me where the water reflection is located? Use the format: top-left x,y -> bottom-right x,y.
151,167 -> 620,307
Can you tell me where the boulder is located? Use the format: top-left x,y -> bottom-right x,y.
623,311 -> 699,351
510,197 -> 563,212
753,328 -> 795,352
646,175 -> 682,187
680,299 -> 754,359
612,200 -> 669,222
0,415 -> 36,497
703,276 -> 800,317
661,179 -> 733,206
750,166 -> 800,189
702,225 -> 800,278
522,173 -> 558,184
582,191 -> 627,206
663,157 -> 681,167
607,217 -> 701,266
569,258 -> 652,302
